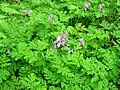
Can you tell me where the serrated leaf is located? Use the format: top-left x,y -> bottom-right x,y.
0,32 -> 7,39
67,26 -> 76,35
1,7 -> 20,14
0,20 -> 9,29
0,14 -> 7,19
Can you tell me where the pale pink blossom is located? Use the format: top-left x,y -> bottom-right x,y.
84,2 -> 91,8
84,2 -> 91,11
79,38 -> 84,46
53,32 -> 68,49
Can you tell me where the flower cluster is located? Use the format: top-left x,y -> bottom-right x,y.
53,32 -> 85,49
99,4 -> 105,13
53,32 -> 68,49
84,2 -> 105,13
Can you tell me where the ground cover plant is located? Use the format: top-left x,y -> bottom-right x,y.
0,0 -> 120,90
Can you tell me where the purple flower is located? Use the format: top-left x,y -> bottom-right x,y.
53,32 -> 68,49
84,2 -> 91,8
79,38 -> 84,46
84,2 -> 91,11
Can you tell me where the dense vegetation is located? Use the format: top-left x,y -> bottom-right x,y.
0,0 -> 120,90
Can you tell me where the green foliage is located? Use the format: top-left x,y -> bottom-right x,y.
0,0 -> 120,90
